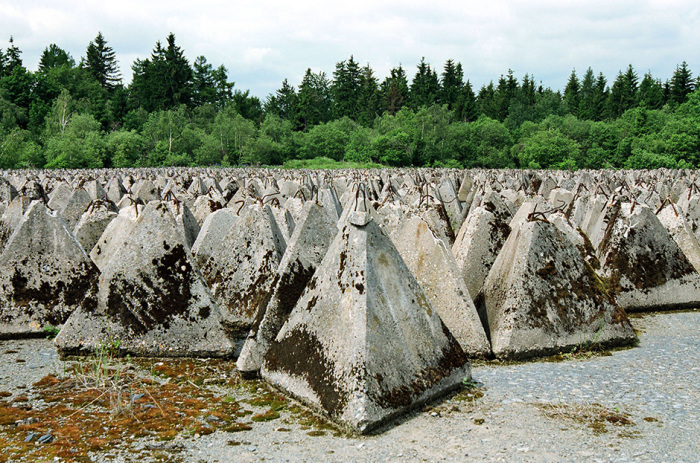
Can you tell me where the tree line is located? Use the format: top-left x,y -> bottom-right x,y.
1,32 -> 699,170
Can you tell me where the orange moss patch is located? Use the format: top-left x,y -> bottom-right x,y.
0,357 -> 257,461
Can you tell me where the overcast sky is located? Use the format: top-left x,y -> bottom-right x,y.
2,0 -> 699,100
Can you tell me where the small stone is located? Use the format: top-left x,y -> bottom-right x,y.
37,434 -> 54,444
248,446 -> 257,452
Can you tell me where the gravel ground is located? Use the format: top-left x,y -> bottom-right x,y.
1,309 -> 698,463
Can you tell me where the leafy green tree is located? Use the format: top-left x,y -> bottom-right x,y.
410,104 -> 453,166
44,113 -> 105,168
518,128 -> 581,169
0,128 -> 43,168
85,32 -> 121,91
469,116 -> 513,167
372,129 -> 413,166
344,126 -> 376,163
297,118 -> 354,161
105,129 -> 144,167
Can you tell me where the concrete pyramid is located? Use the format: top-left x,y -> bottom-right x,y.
55,201 -> 234,357
106,176 -> 126,204
73,199 -> 119,254
453,192 -> 512,301
476,218 -> 636,359
59,188 -> 92,229
0,201 -> 99,338
47,182 -> 73,211
191,208 -> 239,269
261,212 -> 469,434
201,204 -> 287,339
237,201 -> 337,376
0,196 -> 33,251
84,179 -> 107,201
597,202 -> 700,311
90,204 -> 143,271
395,216 -> 491,358
657,202 -> 700,273
0,177 -> 17,205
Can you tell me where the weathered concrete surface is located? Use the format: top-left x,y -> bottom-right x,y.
237,201 -> 337,376
201,204 -> 287,339
191,208 -> 239,269
55,201 -> 234,357
657,202 -> 700,273
261,214 -> 470,434
165,200 -> 200,249
72,199 -> 119,254
395,216 -> 491,358
476,218 -> 636,360
597,202 -> 700,311
453,193 -> 512,301
89,204 -> 143,271
59,188 -> 92,230
0,201 -> 99,338
0,196 -> 33,251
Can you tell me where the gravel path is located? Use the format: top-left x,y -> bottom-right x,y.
1,309 -> 698,462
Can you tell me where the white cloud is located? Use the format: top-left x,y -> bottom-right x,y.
2,0 -> 700,98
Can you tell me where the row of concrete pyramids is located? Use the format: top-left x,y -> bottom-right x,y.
1,167 -> 699,433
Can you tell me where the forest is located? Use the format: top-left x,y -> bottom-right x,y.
1,32 -> 699,170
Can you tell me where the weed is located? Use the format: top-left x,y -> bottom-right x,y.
42,325 -> 60,340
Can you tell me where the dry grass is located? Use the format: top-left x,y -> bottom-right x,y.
536,401 -> 635,435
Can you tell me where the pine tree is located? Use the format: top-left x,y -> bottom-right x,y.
356,64 -> 380,126
564,69 -> 580,115
578,68 -> 596,120
594,72 -> 608,120
164,33 -> 193,108
192,55 -> 216,107
298,68 -> 333,130
331,56 -> 361,119
38,44 -> 74,71
5,37 -> 22,71
638,72 -> 665,109
265,79 -> 299,125
455,80 -> 478,122
85,32 -> 121,91
440,59 -> 463,110
409,57 -> 439,109
669,61 -> 694,105
477,82 -> 498,119
381,65 -> 409,115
